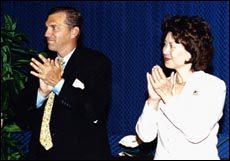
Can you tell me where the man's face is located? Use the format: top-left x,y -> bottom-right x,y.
45,12 -> 72,55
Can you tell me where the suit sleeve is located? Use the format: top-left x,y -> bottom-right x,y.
136,101 -> 159,142
12,74 -> 39,129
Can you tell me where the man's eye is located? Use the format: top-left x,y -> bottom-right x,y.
51,26 -> 58,31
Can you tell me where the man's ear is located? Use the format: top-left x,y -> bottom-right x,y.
71,26 -> 80,38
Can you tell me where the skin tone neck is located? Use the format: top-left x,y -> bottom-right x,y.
44,12 -> 79,57
175,65 -> 193,85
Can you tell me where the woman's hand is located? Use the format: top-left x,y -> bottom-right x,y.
146,72 -> 161,110
150,65 -> 174,104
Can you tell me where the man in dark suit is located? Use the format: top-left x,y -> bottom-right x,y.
14,6 -> 112,160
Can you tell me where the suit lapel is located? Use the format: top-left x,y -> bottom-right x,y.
62,48 -> 82,79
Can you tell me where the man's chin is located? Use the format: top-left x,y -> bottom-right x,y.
47,45 -> 56,51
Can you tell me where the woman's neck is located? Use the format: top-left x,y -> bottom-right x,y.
175,70 -> 193,85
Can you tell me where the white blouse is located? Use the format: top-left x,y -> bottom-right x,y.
136,71 -> 226,160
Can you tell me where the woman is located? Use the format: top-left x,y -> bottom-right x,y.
135,15 -> 226,160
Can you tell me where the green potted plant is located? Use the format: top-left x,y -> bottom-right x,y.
1,15 -> 46,160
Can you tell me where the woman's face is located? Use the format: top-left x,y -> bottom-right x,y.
162,32 -> 191,70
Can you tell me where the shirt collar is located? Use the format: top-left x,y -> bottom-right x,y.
57,47 -> 76,65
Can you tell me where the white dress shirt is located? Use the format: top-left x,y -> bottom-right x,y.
136,71 -> 226,160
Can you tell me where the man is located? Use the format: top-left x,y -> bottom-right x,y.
14,6 -> 112,160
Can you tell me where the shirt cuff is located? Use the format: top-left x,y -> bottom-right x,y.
36,90 -> 48,108
53,78 -> 65,95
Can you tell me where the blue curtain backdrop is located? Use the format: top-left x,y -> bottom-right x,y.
1,1 -> 229,156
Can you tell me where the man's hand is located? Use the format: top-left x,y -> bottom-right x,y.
30,54 -> 64,96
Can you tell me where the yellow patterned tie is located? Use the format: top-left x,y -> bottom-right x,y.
39,58 -> 65,150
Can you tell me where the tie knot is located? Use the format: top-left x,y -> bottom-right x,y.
59,58 -> 65,66
59,58 -> 65,69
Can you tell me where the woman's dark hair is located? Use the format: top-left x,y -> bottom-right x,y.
161,15 -> 214,71
48,6 -> 83,30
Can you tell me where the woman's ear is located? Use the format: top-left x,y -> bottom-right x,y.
185,51 -> 192,61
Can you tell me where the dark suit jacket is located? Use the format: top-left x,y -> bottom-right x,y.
14,46 -> 112,160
